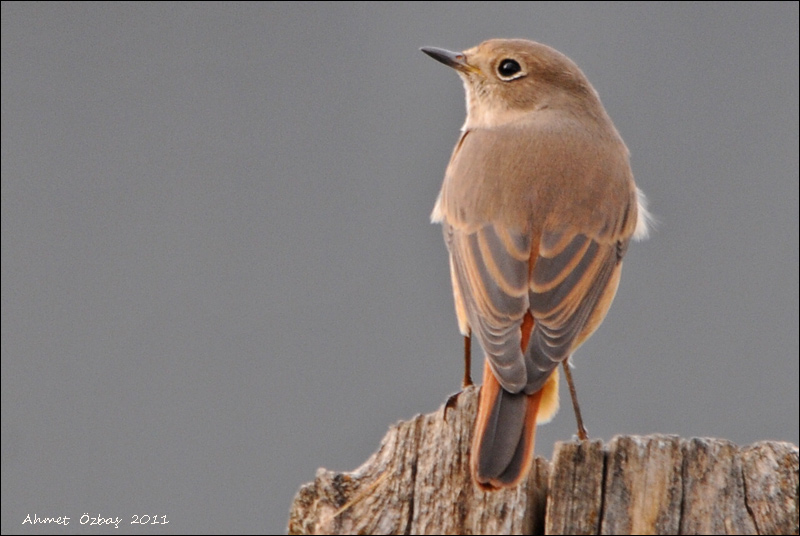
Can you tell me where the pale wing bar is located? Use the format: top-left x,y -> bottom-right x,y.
524,231 -> 621,394
449,223 -> 532,393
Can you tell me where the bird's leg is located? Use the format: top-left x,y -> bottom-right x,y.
444,330 -> 472,419
462,331 -> 473,388
562,360 -> 588,441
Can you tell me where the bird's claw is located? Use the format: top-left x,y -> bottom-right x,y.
442,390 -> 463,422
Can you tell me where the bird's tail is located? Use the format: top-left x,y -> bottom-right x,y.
471,360 -> 559,490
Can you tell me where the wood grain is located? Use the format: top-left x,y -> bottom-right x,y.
287,387 -> 799,535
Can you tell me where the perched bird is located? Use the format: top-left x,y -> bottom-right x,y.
422,39 -> 651,490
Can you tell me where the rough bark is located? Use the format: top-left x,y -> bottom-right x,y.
287,386 -> 799,535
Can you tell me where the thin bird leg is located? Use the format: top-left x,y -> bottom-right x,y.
462,330 -> 473,388
444,329 -> 473,419
562,360 -> 588,441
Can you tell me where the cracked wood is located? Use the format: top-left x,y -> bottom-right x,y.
287,386 -> 799,535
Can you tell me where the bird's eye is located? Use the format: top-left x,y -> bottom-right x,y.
497,59 -> 522,79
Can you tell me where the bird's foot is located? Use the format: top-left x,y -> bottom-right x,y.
443,390 -> 465,422
573,424 -> 589,442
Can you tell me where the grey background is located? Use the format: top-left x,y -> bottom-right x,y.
2,2 -> 798,534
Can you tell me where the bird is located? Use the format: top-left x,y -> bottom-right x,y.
421,39 -> 651,491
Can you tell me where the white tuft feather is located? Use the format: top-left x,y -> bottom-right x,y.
633,187 -> 655,241
430,193 -> 444,223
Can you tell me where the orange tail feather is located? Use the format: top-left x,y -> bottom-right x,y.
471,360 -> 542,490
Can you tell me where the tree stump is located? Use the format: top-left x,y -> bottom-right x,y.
287,386 -> 798,535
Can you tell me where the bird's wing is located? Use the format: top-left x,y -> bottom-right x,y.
435,122 -> 637,394
447,221 -> 532,393
522,230 -> 627,393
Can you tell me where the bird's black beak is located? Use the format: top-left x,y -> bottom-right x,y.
420,46 -> 476,74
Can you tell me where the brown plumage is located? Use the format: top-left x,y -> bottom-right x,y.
422,39 -> 651,490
